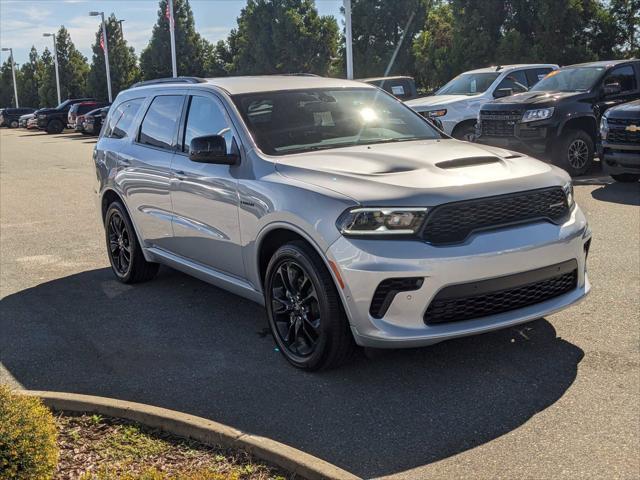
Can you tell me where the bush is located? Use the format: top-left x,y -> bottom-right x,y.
0,385 -> 59,480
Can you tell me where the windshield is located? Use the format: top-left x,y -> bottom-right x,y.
232,88 -> 442,155
436,72 -> 500,95
530,67 -> 605,92
55,100 -> 72,110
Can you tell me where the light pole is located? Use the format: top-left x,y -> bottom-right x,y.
117,19 -> 125,39
343,0 -> 354,79
90,11 -> 113,102
1,48 -> 19,107
42,33 -> 61,105
167,0 -> 177,78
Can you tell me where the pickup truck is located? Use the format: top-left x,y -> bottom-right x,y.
36,98 -> 95,134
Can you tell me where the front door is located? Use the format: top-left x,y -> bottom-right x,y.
168,93 -> 244,279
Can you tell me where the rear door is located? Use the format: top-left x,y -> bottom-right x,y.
167,92 -> 244,278
120,94 -> 186,250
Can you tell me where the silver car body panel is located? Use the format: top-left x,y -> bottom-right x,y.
95,76 -> 590,348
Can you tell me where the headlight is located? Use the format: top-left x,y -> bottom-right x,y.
600,115 -> 609,139
337,207 -> 428,236
521,107 -> 554,123
424,109 -> 447,118
563,181 -> 574,209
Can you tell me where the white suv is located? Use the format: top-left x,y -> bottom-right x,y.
406,64 -> 558,140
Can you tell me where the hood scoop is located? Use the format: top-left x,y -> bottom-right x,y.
436,156 -> 502,169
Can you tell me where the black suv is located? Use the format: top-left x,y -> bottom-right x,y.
476,60 -> 640,176
37,98 -> 95,134
0,107 -> 36,128
599,99 -> 640,182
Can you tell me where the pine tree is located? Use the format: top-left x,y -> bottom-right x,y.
38,48 -> 58,107
18,47 -> 42,108
413,2 -> 454,91
0,60 -> 17,107
57,27 -> 90,98
87,14 -> 140,101
140,0 -> 215,79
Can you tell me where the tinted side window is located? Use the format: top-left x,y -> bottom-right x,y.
105,98 -> 144,139
183,95 -> 232,154
603,65 -> 637,93
139,95 -> 184,150
496,71 -> 528,94
525,68 -> 553,87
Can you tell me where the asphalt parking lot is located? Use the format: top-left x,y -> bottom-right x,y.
1,127 -> 638,479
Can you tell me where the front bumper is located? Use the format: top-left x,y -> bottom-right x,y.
327,206 -> 591,348
476,120 -> 557,158
600,142 -> 640,175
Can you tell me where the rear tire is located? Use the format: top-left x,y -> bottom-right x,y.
610,173 -> 640,183
104,201 -> 159,284
9,120 -> 18,128
46,119 -> 64,134
264,241 -> 355,370
554,129 -> 594,177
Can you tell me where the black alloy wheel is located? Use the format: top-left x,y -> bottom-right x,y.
555,129 -> 594,177
265,241 -> 355,370
107,210 -> 132,277
104,201 -> 159,283
270,260 -> 321,358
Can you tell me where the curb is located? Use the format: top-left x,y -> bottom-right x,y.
22,390 -> 360,480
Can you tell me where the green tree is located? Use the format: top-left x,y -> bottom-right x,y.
609,0 -> 639,56
0,60 -> 17,107
140,0 -> 216,79
225,0 -> 338,75
87,14 -> 140,101
336,0 -> 425,78
38,48 -> 58,107
54,26 -> 90,99
413,2 -> 454,90
18,47 -> 42,107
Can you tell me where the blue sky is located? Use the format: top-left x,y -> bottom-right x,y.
0,0 -> 344,66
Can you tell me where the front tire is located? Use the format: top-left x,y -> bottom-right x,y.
610,173 -> 640,183
105,201 -> 159,284
452,123 -> 477,142
554,129 -> 594,177
9,120 -> 18,128
46,119 -> 64,134
265,241 -> 355,370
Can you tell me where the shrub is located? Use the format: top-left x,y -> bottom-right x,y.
0,385 -> 59,480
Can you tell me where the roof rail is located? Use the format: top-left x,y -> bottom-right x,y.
281,73 -> 320,77
131,77 -> 207,88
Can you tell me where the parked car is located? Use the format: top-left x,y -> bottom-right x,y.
26,115 -> 39,130
95,75 -> 591,370
599,99 -> 640,182
81,106 -> 110,135
68,101 -> 109,130
360,76 -> 418,101
476,59 -> 640,176
19,113 -> 35,128
0,107 -> 37,128
406,64 -> 558,140
37,98 -> 95,134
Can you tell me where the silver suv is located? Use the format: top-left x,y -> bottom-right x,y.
94,75 -> 591,370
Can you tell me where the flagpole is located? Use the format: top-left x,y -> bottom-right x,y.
90,11 -> 112,102
168,0 -> 177,78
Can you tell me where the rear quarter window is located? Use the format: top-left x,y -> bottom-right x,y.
104,98 -> 144,139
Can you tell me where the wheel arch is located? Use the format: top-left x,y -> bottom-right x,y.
451,119 -> 478,139
100,188 -> 151,262
558,115 -> 597,141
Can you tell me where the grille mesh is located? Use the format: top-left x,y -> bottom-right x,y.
424,268 -> 577,325
480,110 -> 522,137
607,127 -> 640,145
421,187 -> 569,245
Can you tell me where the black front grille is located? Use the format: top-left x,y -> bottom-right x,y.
370,277 -> 424,319
424,261 -> 578,325
421,187 -> 569,245
480,110 -> 522,137
607,127 -> 640,145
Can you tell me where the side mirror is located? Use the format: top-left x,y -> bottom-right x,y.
493,88 -> 514,99
603,82 -> 622,97
189,135 -> 239,165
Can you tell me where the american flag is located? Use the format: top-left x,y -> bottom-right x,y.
165,1 -> 174,26
99,31 -> 105,51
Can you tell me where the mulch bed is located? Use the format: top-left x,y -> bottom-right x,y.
54,413 -> 294,480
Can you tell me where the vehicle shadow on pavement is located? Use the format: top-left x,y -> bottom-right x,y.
0,267 -> 584,478
590,181 -> 640,206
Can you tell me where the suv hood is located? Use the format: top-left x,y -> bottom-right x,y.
37,107 -> 60,115
606,99 -> 640,119
275,139 -> 568,205
488,90 -> 584,108
406,94 -> 477,109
